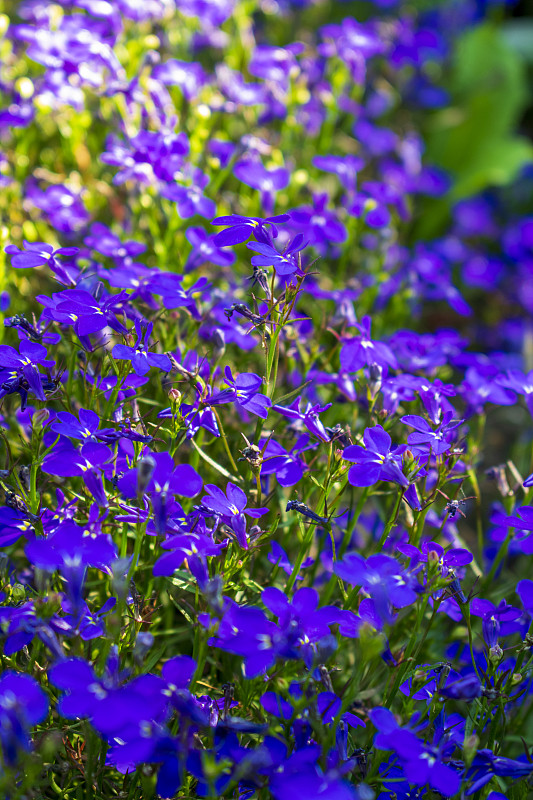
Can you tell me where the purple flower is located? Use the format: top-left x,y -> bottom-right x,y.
342,425 -> 408,487
334,553 -> 418,623
50,408 -> 101,441
201,482 -> 268,548
212,213 -> 290,247
185,227 -> 235,271
6,240 -> 78,270
0,340 -> 55,404
40,288 -> 129,337
400,410 -> 463,456
84,223 -> 146,261
370,707 -> 461,796
118,452 -> 203,534
112,320 -> 171,376
153,533 -> 226,583
0,672 -> 48,766
260,434 -> 314,487
161,167 -> 216,219
209,366 -> 271,418
272,396 -> 332,442
246,233 -> 306,277
233,160 -> 290,213
340,316 -> 398,373
290,194 -> 347,252
470,598 -> 522,647
466,750 -> 533,795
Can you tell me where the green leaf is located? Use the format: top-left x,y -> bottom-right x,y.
425,23 -> 532,198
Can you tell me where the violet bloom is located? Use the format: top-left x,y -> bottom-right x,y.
501,368 -> 533,416
161,167 -> 216,219
340,316 -> 398,373
26,522 -> 117,611
233,160 -> 289,213
342,424 -> 408,487
212,213 -> 290,247
470,598 -> 522,647
397,540 -> 473,576
118,452 -> 203,534
334,553 -> 418,624
112,319 -> 171,376
201,482 -> 268,549
0,340 -> 55,406
152,58 -> 207,100
401,410 -> 463,456
153,533 -> 226,584
267,541 -> 313,577
272,396 -> 332,442
40,287 -> 129,337
41,441 -> 113,507
260,434 -> 315,488
6,241 -> 79,270
466,750 -> 533,795
51,408 -> 100,441
312,154 -> 364,192
209,366 -> 271,418
290,193 -> 347,253
84,222 -> 146,261
370,707 -> 461,797
0,672 -> 48,767
246,233 -> 306,277
185,227 -> 235,271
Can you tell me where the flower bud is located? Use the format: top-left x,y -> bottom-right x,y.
489,644 -> 503,664
137,455 -> 156,495
32,408 -> 49,433
212,328 -> 226,360
463,734 -> 479,768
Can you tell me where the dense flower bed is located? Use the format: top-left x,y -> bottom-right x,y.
0,0 -> 533,797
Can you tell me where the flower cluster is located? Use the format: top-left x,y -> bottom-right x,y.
0,0 -> 531,797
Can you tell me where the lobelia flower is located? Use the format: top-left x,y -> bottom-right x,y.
84,222 -> 146,261
334,553 -> 419,624
153,533 -> 227,586
112,319 -> 172,376
24,183 -> 90,235
38,287 -> 130,338
500,368 -> 533,416
209,366 -> 271,418
212,213 -> 290,246
397,540 -> 473,577
41,440 -> 114,507
259,434 -> 315,488
272,396 -> 332,442
185,227 -> 235,271
0,672 -> 48,767
400,410 -> 464,456
289,193 -> 347,253
26,522 -> 117,610
161,167 -> 216,219
466,750 -> 533,795
6,240 -> 79,270
312,154 -> 364,192
233,160 -> 290,214
370,707 -> 461,797
200,482 -> 268,549
469,598 -> 523,647
0,340 -> 55,407
50,408 -> 101,442
118,452 -> 203,534
246,233 -> 307,277
340,316 -> 398,373
267,541 -> 313,577
342,424 -> 409,487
